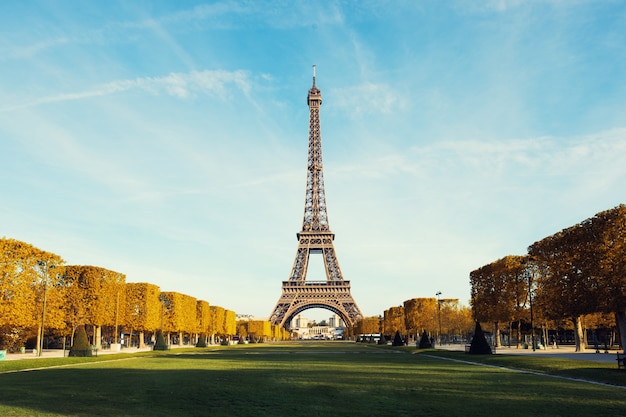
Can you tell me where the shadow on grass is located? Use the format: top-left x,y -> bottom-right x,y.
1,347 -> 626,416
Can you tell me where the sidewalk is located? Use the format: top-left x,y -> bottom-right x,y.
3,345 -> 178,361
5,343 -> 622,364
438,343 -> 620,363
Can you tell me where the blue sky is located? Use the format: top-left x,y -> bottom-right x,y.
2,1 -> 625,321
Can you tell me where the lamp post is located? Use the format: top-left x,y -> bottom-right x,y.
114,290 -> 120,346
436,291 -> 442,346
37,261 -> 54,357
522,257 -> 536,352
529,269 -> 536,352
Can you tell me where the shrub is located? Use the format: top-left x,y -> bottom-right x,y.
0,326 -> 29,353
392,331 -> 404,346
153,330 -> 169,351
196,334 -> 207,348
69,325 -> 92,357
468,322 -> 492,354
418,331 -> 432,349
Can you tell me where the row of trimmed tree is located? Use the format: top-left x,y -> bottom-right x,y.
470,204 -> 626,351
347,297 -> 474,343
236,319 -> 291,343
1,237 -> 240,352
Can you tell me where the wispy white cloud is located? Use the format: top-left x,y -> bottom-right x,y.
1,70 -> 251,112
330,128 -> 626,202
332,82 -> 407,116
3,1 -> 347,62
456,0 -> 595,14
1,36 -> 71,60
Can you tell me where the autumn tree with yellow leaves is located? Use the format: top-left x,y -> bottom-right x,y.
470,255 -> 529,347
160,292 -> 197,345
125,282 -> 161,347
247,320 -> 272,342
354,316 -> 381,336
209,305 -> 225,343
529,204 -> 626,351
383,306 -> 405,338
224,310 -> 236,338
403,298 -> 437,339
196,300 -> 211,346
440,301 -> 473,343
0,238 -> 65,351
62,265 -> 126,346
1,236 -> 239,350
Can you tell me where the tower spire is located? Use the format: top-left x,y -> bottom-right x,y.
304,65 -> 325,232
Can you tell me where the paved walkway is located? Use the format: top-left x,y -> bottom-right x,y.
2,345 -> 188,361
4,343 -> 622,364
439,343 -> 620,363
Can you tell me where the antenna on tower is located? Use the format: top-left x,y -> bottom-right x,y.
312,64 -> 316,86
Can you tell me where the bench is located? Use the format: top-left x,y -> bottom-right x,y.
616,352 -> 626,370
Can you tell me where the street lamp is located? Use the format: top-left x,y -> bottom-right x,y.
521,257 -> 536,352
37,261 -> 55,357
436,291 -> 442,346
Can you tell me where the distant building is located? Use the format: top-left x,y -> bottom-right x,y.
291,314 -> 344,340
294,314 -> 309,329
328,314 -> 344,328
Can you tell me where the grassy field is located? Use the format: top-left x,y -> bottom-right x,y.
1,342 -> 625,416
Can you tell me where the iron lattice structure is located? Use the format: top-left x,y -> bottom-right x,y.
269,68 -> 363,329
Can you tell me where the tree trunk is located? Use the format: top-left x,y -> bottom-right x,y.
139,331 -> 145,348
516,320 -> 521,348
493,321 -> 501,347
615,311 -> 626,352
573,316 -> 585,352
94,325 -> 101,348
35,325 -> 42,354
508,321 -> 512,347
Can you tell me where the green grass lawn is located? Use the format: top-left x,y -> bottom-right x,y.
1,342 -> 625,416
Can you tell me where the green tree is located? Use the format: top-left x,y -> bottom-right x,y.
469,322 -> 492,355
69,325 -> 92,357
153,329 -> 168,350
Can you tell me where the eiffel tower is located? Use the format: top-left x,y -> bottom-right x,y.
269,67 -> 363,329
